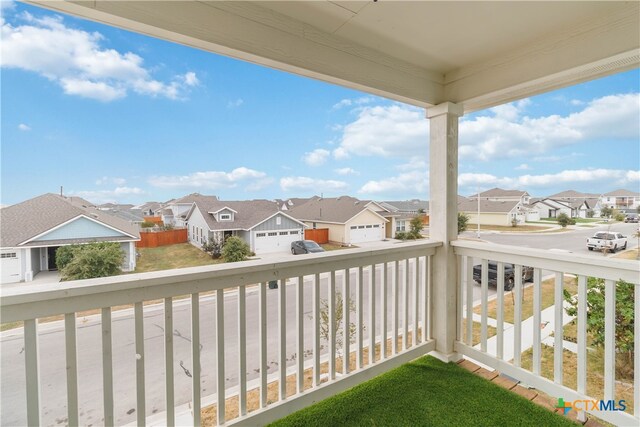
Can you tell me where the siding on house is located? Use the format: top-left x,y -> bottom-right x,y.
253,213 -> 303,231
305,222 -> 346,244
32,216 -> 127,242
465,212 -> 512,226
30,248 -> 41,276
187,206 -> 210,246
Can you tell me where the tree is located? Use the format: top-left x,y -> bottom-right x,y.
59,242 -> 125,281
202,236 -> 223,259
316,291 -> 358,356
408,216 -> 424,239
600,206 -> 613,218
417,208 -> 426,214
458,212 -> 469,233
55,245 -> 76,270
221,236 -> 251,262
564,278 -> 634,379
613,211 -> 626,222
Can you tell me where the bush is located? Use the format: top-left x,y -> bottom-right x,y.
222,236 -> 251,262
59,242 -> 124,281
511,218 -> 518,227
556,213 -> 571,228
600,206 -> 613,218
202,237 -> 222,259
55,245 -> 75,270
140,221 -> 156,228
614,212 -> 626,222
457,212 -> 469,233
395,231 -> 407,240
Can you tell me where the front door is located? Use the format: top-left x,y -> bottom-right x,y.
47,246 -> 59,270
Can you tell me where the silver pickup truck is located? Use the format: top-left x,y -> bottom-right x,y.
586,232 -> 628,252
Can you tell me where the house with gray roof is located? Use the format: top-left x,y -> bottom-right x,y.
165,193 -> 219,227
601,189 -> 640,211
458,198 -> 531,226
469,188 -> 531,205
0,193 -> 140,284
185,198 -> 307,254
287,196 -> 389,245
378,200 -> 429,238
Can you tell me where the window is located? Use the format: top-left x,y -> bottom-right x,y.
1,253 -> 16,258
358,225 -> 365,229
220,213 -> 231,220
279,231 -> 288,235
268,232 -> 277,236
276,216 -> 281,225
350,226 -> 357,230
256,233 -> 266,237
290,231 -> 299,235
373,224 -> 380,228
366,225 -> 372,228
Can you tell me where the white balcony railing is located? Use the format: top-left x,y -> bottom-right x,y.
453,240 -> 639,426
0,240 -> 438,426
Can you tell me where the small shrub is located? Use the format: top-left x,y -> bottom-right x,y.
222,236 -> 251,262
557,213 -> 571,228
202,237 -> 222,259
55,245 -> 75,270
395,231 -> 407,240
614,212 -> 626,222
408,216 -> 424,239
162,224 -> 174,231
511,218 -> 518,227
457,212 -> 469,233
140,221 -> 156,228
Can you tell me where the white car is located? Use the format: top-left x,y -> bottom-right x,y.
586,232 -> 628,252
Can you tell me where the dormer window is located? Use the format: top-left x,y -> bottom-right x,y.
220,213 -> 231,221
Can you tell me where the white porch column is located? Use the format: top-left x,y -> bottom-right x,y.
427,101 -> 463,360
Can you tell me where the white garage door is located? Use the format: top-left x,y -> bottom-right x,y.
254,229 -> 302,254
349,224 -> 382,244
1,251 -> 22,284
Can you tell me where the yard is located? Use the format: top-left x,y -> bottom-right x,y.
469,224 -> 555,232
134,243 -> 223,272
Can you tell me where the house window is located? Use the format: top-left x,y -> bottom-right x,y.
1,253 -> 16,258
396,221 -> 406,232
256,233 -> 266,237
350,226 -> 357,229
373,224 -> 380,228
358,225 -> 365,229
366,225 -> 372,228
276,216 -> 282,225
268,232 -> 277,236
290,231 -> 298,235
279,231 -> 288,235
220,213 -> 231,220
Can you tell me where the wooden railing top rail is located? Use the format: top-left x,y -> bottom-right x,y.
452,239 -> 639,283
1,240 -> 441,323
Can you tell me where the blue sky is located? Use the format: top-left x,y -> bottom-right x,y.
1,1 -> 639,206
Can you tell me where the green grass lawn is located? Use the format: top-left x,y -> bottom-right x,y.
270,356 -> 576,427
135,243 -> 223,272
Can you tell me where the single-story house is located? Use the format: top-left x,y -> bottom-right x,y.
469,188 -> 531,205
0,193 -> 140,284
378,200 -> 429,238
458,198 -> 528,226
530,198 -> 573,219
185,197 -> 307,254
287,196 -> 388,245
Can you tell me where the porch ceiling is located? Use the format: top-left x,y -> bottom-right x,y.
29,1 -> 639,112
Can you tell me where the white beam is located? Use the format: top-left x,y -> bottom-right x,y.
427,102 -> 463,360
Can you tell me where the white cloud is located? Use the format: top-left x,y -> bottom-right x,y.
280,176 -> 348,192
515,163 -> 530,171
69,186 -> 144,204
18,123 -> 30,131
1,12 -> 198,101
570,99 -> 585,106
332,96 -> 375,110
459,93 -> 639,161
334,167 -> 358,176
148,167 -> 270,191
359,170 -> 428,195
335,104 -> 429,158
458,168 -> 640,191
96,176 -> 126,186
303,148 -> 330,166
396,157 -> 427,171
227,98 -> 244,109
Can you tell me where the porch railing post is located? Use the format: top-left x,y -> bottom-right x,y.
427,101 -> 463,361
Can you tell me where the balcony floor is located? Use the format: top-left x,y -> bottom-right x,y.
270,356 -> 585,427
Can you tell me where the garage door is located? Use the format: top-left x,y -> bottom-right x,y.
254,229 -> 302,254
1,251 -> 22,284
349,224 -> 383,244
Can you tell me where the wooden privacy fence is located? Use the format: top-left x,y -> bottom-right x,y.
305,228 -> 329,244
143,216 -> 163,225
136,228 -> 188,248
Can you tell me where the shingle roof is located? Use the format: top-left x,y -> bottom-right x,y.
604,188 -> 640,197
0,193 -> 140,247
380,200 -> 429,213
458,198 -> 520,213
547,190 -> 600,199
287,196 -> 383,223
469,187 -> 529,198
172,192 -> 218,204
189,199 -> 295,230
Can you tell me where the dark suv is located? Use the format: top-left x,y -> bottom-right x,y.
624,214 -> 639,223
473,262 -> 533,291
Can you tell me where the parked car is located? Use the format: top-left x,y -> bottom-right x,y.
291,240 -> 325,255
624,214 -> 639,223
473,262 -> 533,291
586,232 -> 627,252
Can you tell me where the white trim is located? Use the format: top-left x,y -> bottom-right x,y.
208,206 -> 239,215
19,214 -> 138,246
249,211 -> 307,230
